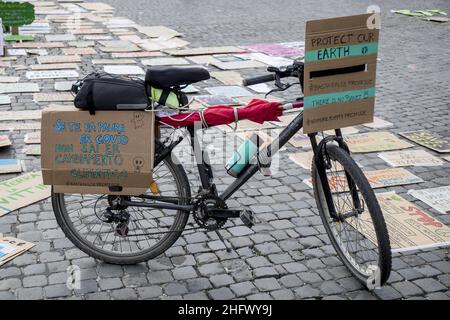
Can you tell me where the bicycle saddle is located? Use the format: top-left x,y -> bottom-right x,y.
145,66 -> 210,88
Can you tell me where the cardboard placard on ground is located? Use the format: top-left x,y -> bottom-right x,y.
0,171 -> 51,217
92,59 -> 136,65
362,116 -> 393,129
165,46 -> 243,56
205,86 -> 252,98
212,59 -> 266,70
34,92 -> 73,102
141,57 -> 189,66
26,70 -> 79,79
111,51 -> 163,58
289,151 -> 315,170
0,159 -> 22,174
31,63 -> 79,70
0,237 -> 35,267
0,83 -> 40,94
241,42 -> 304,57
344,131 -> 413,153
0,76 -> 20,83
0,122 -> 41,131
54,81 -> 74,91
103,65 -> 144,75
289,133 -> 312,149
302,168 -> 423,190
38,55 -> 81,64
303,14 -> 379,133
408,186 -> 450,214
62,47 -> 97,55
356,192 -> 450,252
210,71 -> 243,86
13,42 -> 65,49
24,145 -> 41,155
378,149 -> 444,167
0,135 -> 11,147
0,95 -> 11,105
24,131 -> 40,144
41,107 -> 155,195
0,110 -> 41,121
399,130 -> 450,153
195,95 -> 238,106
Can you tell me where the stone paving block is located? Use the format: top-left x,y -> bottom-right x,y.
208,287 -> 235,300
17,287 -> 44,300
111,288 -> 138,300
413,278 -> 447,293
137,286 -> 163,299
173,266 -> 198,280
186,278 -> 212,292
392,281 -> 424,298
254,278 -> 281,292
44,284 -> 71,299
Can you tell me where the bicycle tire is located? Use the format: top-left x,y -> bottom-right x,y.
311,143 -> 391,288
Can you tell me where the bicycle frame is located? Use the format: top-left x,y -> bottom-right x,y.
120,109 -> 349,221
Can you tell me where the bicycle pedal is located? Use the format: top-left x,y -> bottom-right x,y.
240,209 -> 256,228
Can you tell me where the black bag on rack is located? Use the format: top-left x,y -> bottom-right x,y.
72,72 -> 150,114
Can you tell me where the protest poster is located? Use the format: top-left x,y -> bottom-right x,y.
399,130 -> 450,153
362,116 -> 393,129
354,192 -> 450,252
205,86 -> 252,98
0,135 -> 12,147
241,42 -> 304,57
0,159 -> 22,174
303,14 -> 379,133
24,145 -> 40,155
41,107 -> 155,195
165,46 -> 242,56
289,151 -> 314,170
195,95 -> 238,106
378,149 -> 444,167
24,131 -> 40,144
301,167 -> 420,190
210,71 -> 243,86
0,236 -> 35,267
0,171 -> 50,217
344,132 -> 413,153
409,186 -> 450,214
289,132 -> 311,149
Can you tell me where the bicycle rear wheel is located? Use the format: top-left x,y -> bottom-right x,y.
311,143 -> 391,288
52,151 -> 191,264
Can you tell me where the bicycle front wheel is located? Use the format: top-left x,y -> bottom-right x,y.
311,143 -> 391,288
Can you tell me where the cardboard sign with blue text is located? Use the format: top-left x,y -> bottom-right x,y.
41,107 -> 154,195
303,13 -> 379,133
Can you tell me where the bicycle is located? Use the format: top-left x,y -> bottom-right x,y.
51,61 -> 392,289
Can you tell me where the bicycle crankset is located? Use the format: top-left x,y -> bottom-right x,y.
193,192 -> 227,231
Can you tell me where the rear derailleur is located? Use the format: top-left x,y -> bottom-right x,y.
99,195 -> 131,237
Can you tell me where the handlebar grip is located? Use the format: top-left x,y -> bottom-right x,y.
242,74 -> 276,86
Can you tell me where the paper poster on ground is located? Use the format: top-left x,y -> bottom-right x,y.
302,167 -> 420,190
362,116 -> 393,129
378,149 -> 444,167
399,130 -> 450,153
408,186 -> 450,214
345,132 -> 413,153
354,192 -> 450,252
0,171 -> 51,217
0,159 -> 22,174
0,236 -> 35,267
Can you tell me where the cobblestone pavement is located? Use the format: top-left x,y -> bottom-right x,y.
1,0 -> 450,300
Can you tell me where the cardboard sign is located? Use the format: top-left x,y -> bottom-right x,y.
355,192 -> 450,252
378,149 -> 444,167
165,46 -> 242,56
0,2 -> 35,27
303,13 -> 379,133
0,159 -> 22,174
241,42 -> 304,57
399,130 -> 450,153
409,186 -> 450,214
0,236 -> 35,267
0,135 -> 12,147
344,132 -> 413,153
41,107 -> 155,195
205,86 -> 252,98
0,171 -> 50,217
211,71 -> 243,86
362,116 -> 393,129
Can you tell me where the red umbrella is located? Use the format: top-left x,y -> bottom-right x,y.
157,99 -> 284,128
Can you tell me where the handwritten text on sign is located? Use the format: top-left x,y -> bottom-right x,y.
52,119 -> 129,181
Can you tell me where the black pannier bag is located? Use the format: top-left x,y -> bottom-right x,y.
72,72 -> 150,114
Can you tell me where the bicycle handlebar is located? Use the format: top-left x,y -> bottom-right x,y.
242,74 -> 277,86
